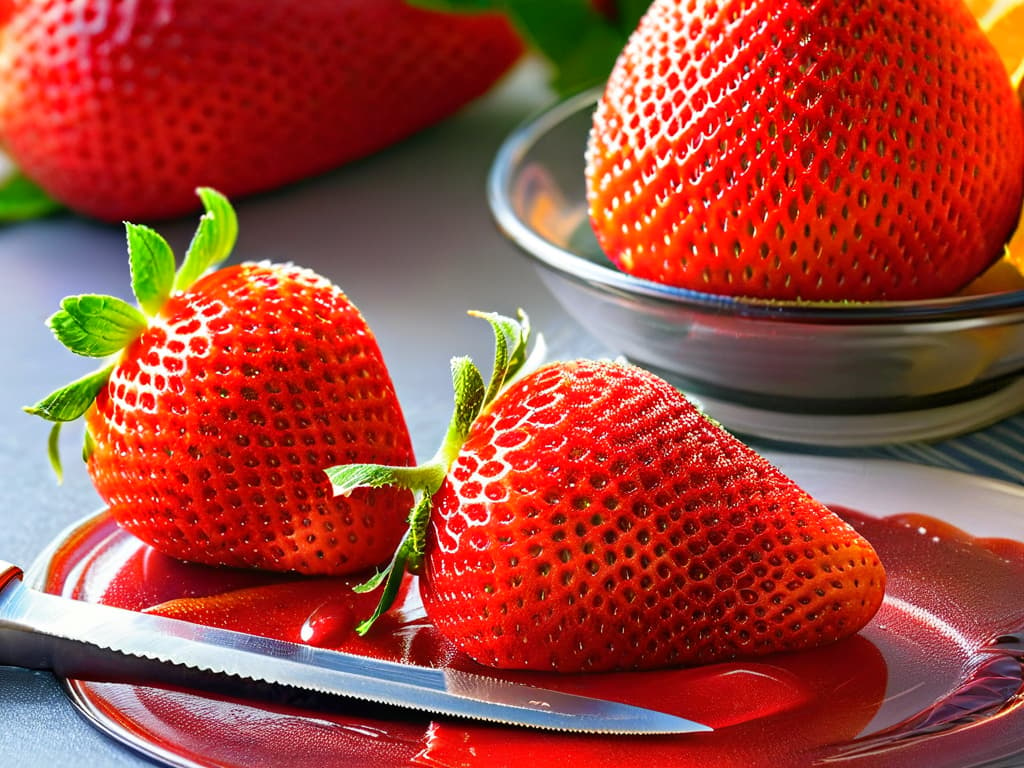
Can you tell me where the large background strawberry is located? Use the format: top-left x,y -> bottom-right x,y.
0,0 -> 523,221
585,0 -> 1024,301
26,189 -> 415,575
0,1 -> 671,223
328,313 -> 886,671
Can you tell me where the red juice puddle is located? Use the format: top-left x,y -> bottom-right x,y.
41,506 -> 1024,768
823,512 -> 1024,764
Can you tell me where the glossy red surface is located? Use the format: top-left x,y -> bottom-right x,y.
41,506 -> 1024,768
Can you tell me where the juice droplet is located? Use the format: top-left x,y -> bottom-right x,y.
300,599 -> 358,648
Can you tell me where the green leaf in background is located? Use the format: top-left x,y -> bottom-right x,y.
612,0 -> 651,34
126,222 -> 176,316
175,187 -> 239,291
506,0 -> 626,94
0,169 -> 63,222
407,0 -> 643,96
48,294 -> 147,358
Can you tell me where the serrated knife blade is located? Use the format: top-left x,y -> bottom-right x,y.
0,561 -> 710,734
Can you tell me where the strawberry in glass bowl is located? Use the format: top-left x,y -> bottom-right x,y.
488,0 -> 1024,446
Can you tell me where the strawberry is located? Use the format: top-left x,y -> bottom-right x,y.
0,0 -> 522,221
25,189 -> 415,575
585,0 -> 1024,301
327,313 -> 886,672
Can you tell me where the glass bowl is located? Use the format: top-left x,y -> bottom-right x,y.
487,88 -> 1024,446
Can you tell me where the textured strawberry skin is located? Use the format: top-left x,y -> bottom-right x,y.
420,360 -> 885,672
85,262 -> 415,575
586,0 -> 1024,301
0,0 -> 522,221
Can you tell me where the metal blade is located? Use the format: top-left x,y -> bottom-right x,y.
0,571 -> 710,735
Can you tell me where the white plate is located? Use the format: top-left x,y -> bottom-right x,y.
26,452 -> 1024,768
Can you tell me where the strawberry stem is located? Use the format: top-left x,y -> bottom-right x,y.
324,309 -> 537,634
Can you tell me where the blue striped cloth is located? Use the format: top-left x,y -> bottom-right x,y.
776,412 -> 1024,487
871,414 -> 1024,486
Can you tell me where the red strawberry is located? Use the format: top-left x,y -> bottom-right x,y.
0,0 -> 522,221
328,313 -> 886,672
585,0 -> 1024,301
26,188 -> 415,575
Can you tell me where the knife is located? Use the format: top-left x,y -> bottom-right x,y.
0,560 -> 710,735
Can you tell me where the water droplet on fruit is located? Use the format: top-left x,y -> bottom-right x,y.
299,598 -> 357,647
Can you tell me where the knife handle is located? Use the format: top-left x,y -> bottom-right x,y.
0,560 -> 23,592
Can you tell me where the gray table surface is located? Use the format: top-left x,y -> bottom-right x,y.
2,59 -> 1022,767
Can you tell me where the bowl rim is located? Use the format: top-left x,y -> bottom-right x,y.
487,86 -> 1024,325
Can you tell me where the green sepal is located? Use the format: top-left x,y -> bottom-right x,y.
326,309 -> 537,635
126,222 -> 176,316
325,462 -> 445,497
29,187 -> 242,481
403,492 -> 437,575
0,169 -> 63,222
470,309 -> 531,406
326,463 -> 407,496
174,188 -> 239,292
47,423 -> 64,483
354,527 -> 414,634
23,364 -> 114,423
352,492 -> 436,633
448,356 -> 486,448
352,567 -> 389,595
48,295 -> 147,358
82,427 -> 97,464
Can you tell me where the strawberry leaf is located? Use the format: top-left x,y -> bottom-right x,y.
48,295 -> 147,358
23,364 -> 114,423
175,188 -> 238,292
126,222 -> 175,316
0,169 -> 63,221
